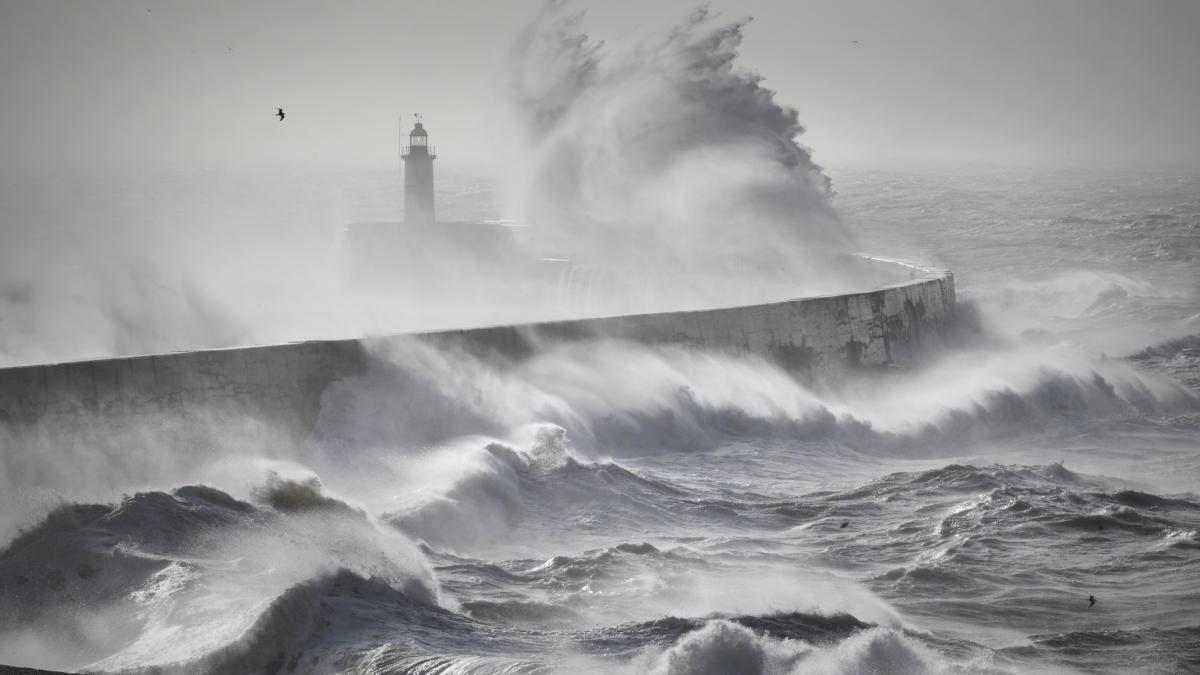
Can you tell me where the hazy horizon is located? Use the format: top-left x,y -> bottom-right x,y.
2,0 -> 1198,172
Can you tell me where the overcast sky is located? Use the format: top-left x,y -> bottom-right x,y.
2,0 -> 1198,170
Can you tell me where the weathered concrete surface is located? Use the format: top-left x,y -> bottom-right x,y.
0,263 -> 954,431
432,268 -> 956,385
0,339 -> 368,432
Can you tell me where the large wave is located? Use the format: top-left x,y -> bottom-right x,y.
502,4 -> 855,306
0,479 -> 439,672
314,329 -> 1197,465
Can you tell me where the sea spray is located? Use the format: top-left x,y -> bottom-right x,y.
314,334 -> 1194,466
504,5 -> 854,301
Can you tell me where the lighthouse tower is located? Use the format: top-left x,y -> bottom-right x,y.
401,120 -> 436,225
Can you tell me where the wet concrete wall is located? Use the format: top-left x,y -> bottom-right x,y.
0,267 -> 955,431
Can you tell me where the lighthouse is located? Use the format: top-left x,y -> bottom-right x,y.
344,117 -> 521,288
401,120 -> 436,225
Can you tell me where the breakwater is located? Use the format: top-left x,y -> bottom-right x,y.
0,261 -> 955,433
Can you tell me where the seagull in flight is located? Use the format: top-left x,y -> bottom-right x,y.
276,107 -> 285,121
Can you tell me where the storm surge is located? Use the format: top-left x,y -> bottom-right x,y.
3,4 -> 1200,675
4,304 -> 1198,672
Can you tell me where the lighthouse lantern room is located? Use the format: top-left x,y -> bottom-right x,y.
401,119 -> 437,225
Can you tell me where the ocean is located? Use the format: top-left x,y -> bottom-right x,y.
0,163 -> 1198,675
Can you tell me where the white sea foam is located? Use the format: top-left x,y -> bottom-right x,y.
635,622 -> 1008,675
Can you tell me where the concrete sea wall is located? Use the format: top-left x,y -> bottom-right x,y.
0,264 -> 955,432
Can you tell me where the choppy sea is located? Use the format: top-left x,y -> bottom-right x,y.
2,165 -> 1199,674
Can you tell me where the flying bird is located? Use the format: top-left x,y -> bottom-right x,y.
276,108 -> 285,121
1088,595 -> 1096,607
